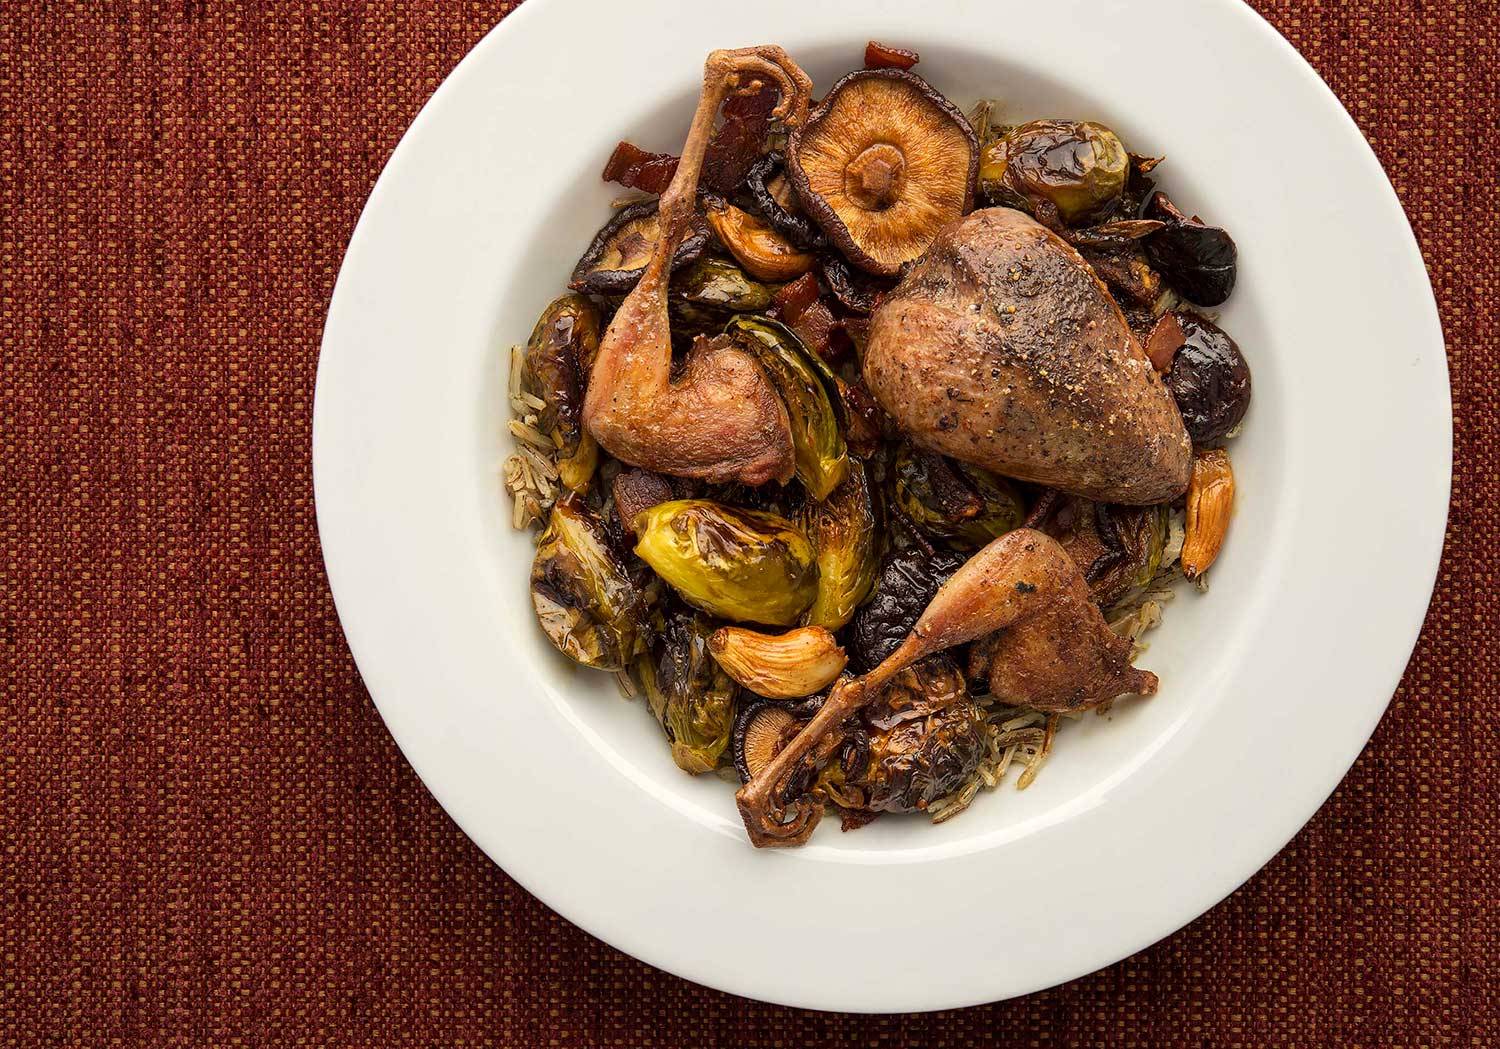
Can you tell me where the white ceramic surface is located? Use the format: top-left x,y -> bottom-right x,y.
313,0 -> 1450,1011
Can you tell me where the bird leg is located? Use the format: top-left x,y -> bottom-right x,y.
583,48 -> 812,486
735,528 -> 1159,846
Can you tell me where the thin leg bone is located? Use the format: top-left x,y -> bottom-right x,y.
582,47 -> 812,485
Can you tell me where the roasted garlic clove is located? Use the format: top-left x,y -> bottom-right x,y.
708,625 -> 848,699
1181,448 -> 1234,581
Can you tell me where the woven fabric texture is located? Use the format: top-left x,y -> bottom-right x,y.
2,0 -> 1494,1044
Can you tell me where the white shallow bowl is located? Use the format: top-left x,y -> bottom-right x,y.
314,0 -> 1450,1012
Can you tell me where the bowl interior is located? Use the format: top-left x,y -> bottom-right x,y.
476,40 -> 1287,857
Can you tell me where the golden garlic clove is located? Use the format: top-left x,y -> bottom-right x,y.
708,625 -> 848,699
1181,448 -> 1234,581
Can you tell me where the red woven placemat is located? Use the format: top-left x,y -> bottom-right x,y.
2,1 -> 1493,1043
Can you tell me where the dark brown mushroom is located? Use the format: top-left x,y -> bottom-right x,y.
570,199 -> 710,296
787,69 -> 977,275
1165,313 -> 1252,444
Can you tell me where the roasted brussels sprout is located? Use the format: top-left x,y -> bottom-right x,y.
788,69 -> 977,275
979,119 -> 1128,225
1143,191 -> 1238,306
569,199 -> 710,296
892,446 -> 1025,549
848,656 -> 987,814
848,544 -> 967,671
633,499 -> 818,626
726,315 -> 850,501
1038,496 -> 1169,606
1165,313 -> 1252,445
639,612 -> 737,774
530,493 -> 648,670
524,293 -> 602,491
667,258 -> 773,335
798,461 -> 879,630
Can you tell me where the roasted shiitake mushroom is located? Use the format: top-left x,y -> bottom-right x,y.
1164,313 -> 1252,445
725,315 -> 850,501
798,461 -> 879,631
570,198 -> 711,296
892,445 -> 1024,549
732,701 -> 804,782
849,656 -> 986,814
632,499 -> 819,626
788,69 -> 977,275
978,119 -> 1128,225
524,293 -> 603,491
745,151 -> 823,249
1143,191 -> 1238,306
530,493 -> 648,671
639,611 -> 737,774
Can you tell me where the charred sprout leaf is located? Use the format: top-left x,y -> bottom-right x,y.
530,494 -> 648,670
1166,313 -> 1252,444
726,315 -> 849,501
1143,191 -> 1238,306
633,499 -> 818,626
666,258 -> 773,335
979,120 -> 1128,225
746,151 -> 823,249
524,293 -> 602,491
1044,498 -> 1170,606
848,544 -> 967,672
893,445 -> 1025,548
849,656 -> 986,813
788,69 -> 977,275
639,612 -> 737,774
601,140 -> 680,195
798,460 -> 879,630
569,199 -> 710,296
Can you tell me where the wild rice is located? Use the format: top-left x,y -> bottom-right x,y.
508,418 -> 554,450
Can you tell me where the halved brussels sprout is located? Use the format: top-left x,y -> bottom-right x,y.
666,258 -> 773,336
892,445 -> 1025,548
633,499 -> 818,626
978,119 -> 1128,225
724,315 -> 849,501
637,612 -> 738,775
530,494 -> 648,670
524,293 -> 602,491
798,460 -> 879,630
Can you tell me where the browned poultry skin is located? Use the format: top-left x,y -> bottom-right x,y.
583,47 -> 812,486
735,528 -> 1155,845
863,207 -> 1193,504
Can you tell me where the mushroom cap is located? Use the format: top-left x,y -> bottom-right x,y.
733,702 -> 801,782
788,69 -> 977,275
569,199 -> 710,295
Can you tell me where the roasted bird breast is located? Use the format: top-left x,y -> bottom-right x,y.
864,207 -> 1193,505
